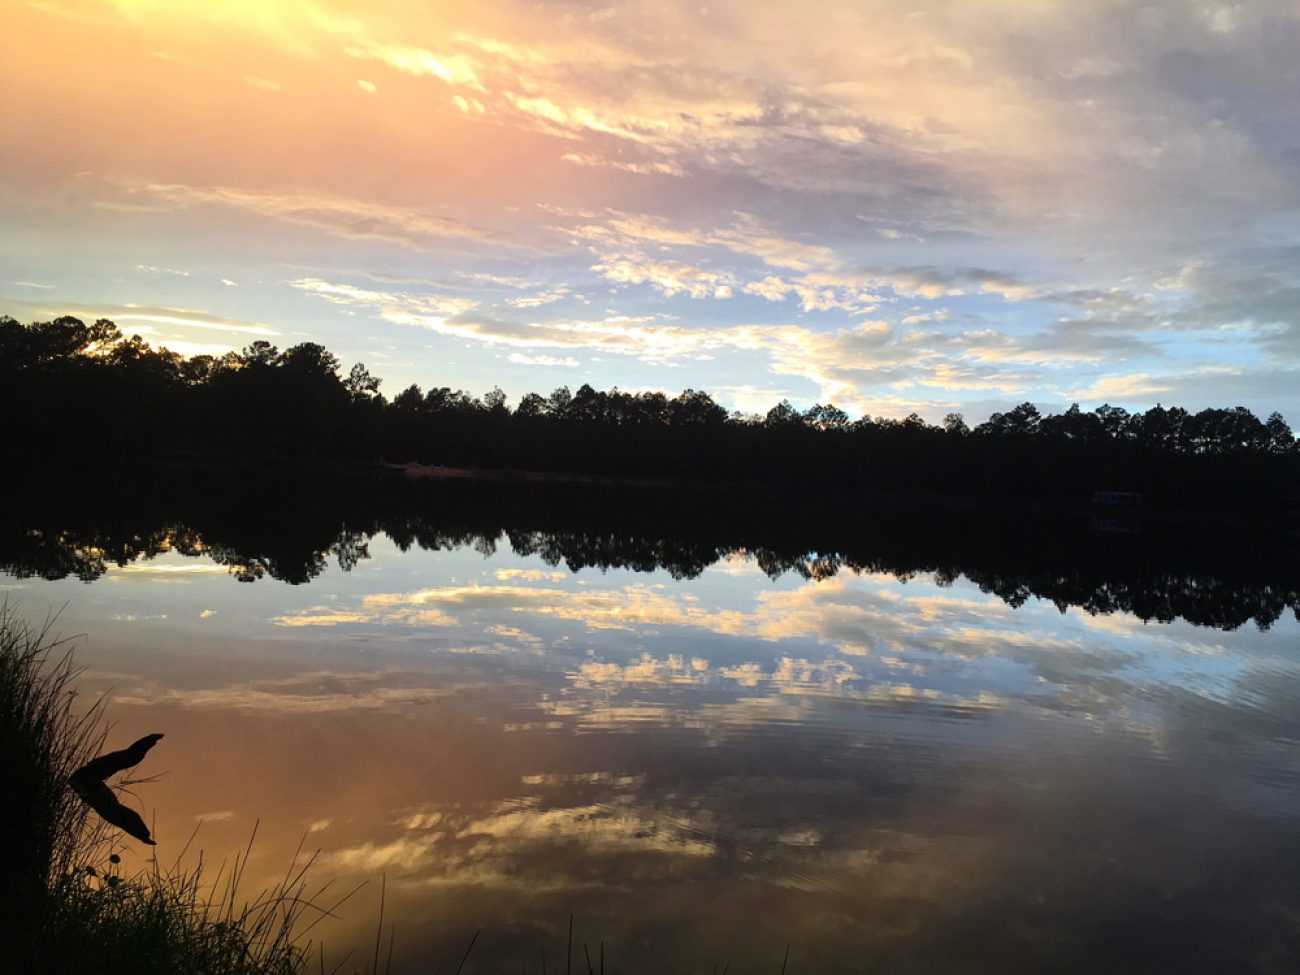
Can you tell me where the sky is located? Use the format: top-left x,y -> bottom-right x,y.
3,0 -> 1300,422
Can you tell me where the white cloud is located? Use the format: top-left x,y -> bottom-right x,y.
1067,372 -> 1174,401
592,255 -> 735,300
507,352 -> 579,367
290,277 -> 479,317
507,288 -> 569,309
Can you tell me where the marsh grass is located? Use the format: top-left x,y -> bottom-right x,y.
0,604 -> 358,974
31,831 -> 349,975
0,606 -> 104,911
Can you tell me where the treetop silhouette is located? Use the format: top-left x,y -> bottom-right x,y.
2,314 -> 1296,513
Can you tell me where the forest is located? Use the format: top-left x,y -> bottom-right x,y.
3,314 -> 1298,512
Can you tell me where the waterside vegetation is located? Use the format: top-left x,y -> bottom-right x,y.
0,606 -> 327,974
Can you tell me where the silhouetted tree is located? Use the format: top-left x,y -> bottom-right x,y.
345,363 -> 383,403
1,315 -> 1296,514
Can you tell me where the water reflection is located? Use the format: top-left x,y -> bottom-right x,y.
2,471 -> 1299,971
2,470 -> 1298,631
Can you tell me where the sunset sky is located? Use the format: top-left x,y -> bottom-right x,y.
4,0 -> 1300,421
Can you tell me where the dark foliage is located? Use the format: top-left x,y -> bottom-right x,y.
3,315 -> 1298,514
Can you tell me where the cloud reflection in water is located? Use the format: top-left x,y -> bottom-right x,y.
7,535 -> 1300,972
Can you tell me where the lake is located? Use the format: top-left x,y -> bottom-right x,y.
4,470 -> 1299,973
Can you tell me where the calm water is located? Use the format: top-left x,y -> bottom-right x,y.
4,476 -> 1300,973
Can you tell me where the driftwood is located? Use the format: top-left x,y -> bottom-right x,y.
69,733 -> 164,845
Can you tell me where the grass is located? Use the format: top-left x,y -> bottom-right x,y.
30,834 -> 334,975
0,604 -> 349,975
0,606 -> 103,941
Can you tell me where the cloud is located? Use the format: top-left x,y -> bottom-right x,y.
247,573 -> 1109,706
112,310 -> 276,336
493,569 -> 568,582
742,275 -> 876,314
1067,372 -> 1174,401
451,94 -> 486,114
560,152 -> 685,177
287,272 -> 1162,413
269,609 -> 378,628
592,255 -> 735,300
709,384 -> 795,416
321,798 -> 715,890
272,600 -> 456,628
562,210 -> 1039,317
290,274 -> 775,362
110,562 -> 232,580
101,178 -> 515,251
506,352 -> 579,367
111,671 -> 466,712
570,210 -> 840,277
507,288 -> 569,309
345,41 -> 484,90
289,278 -> 479,317
1,298 -> 278,339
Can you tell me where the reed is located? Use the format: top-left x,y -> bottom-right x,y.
0,604 -> 340,974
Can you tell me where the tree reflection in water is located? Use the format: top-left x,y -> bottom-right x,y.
1,467 -> 1295,632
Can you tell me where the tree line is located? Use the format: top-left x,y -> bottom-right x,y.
2,314 -> 1298,511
